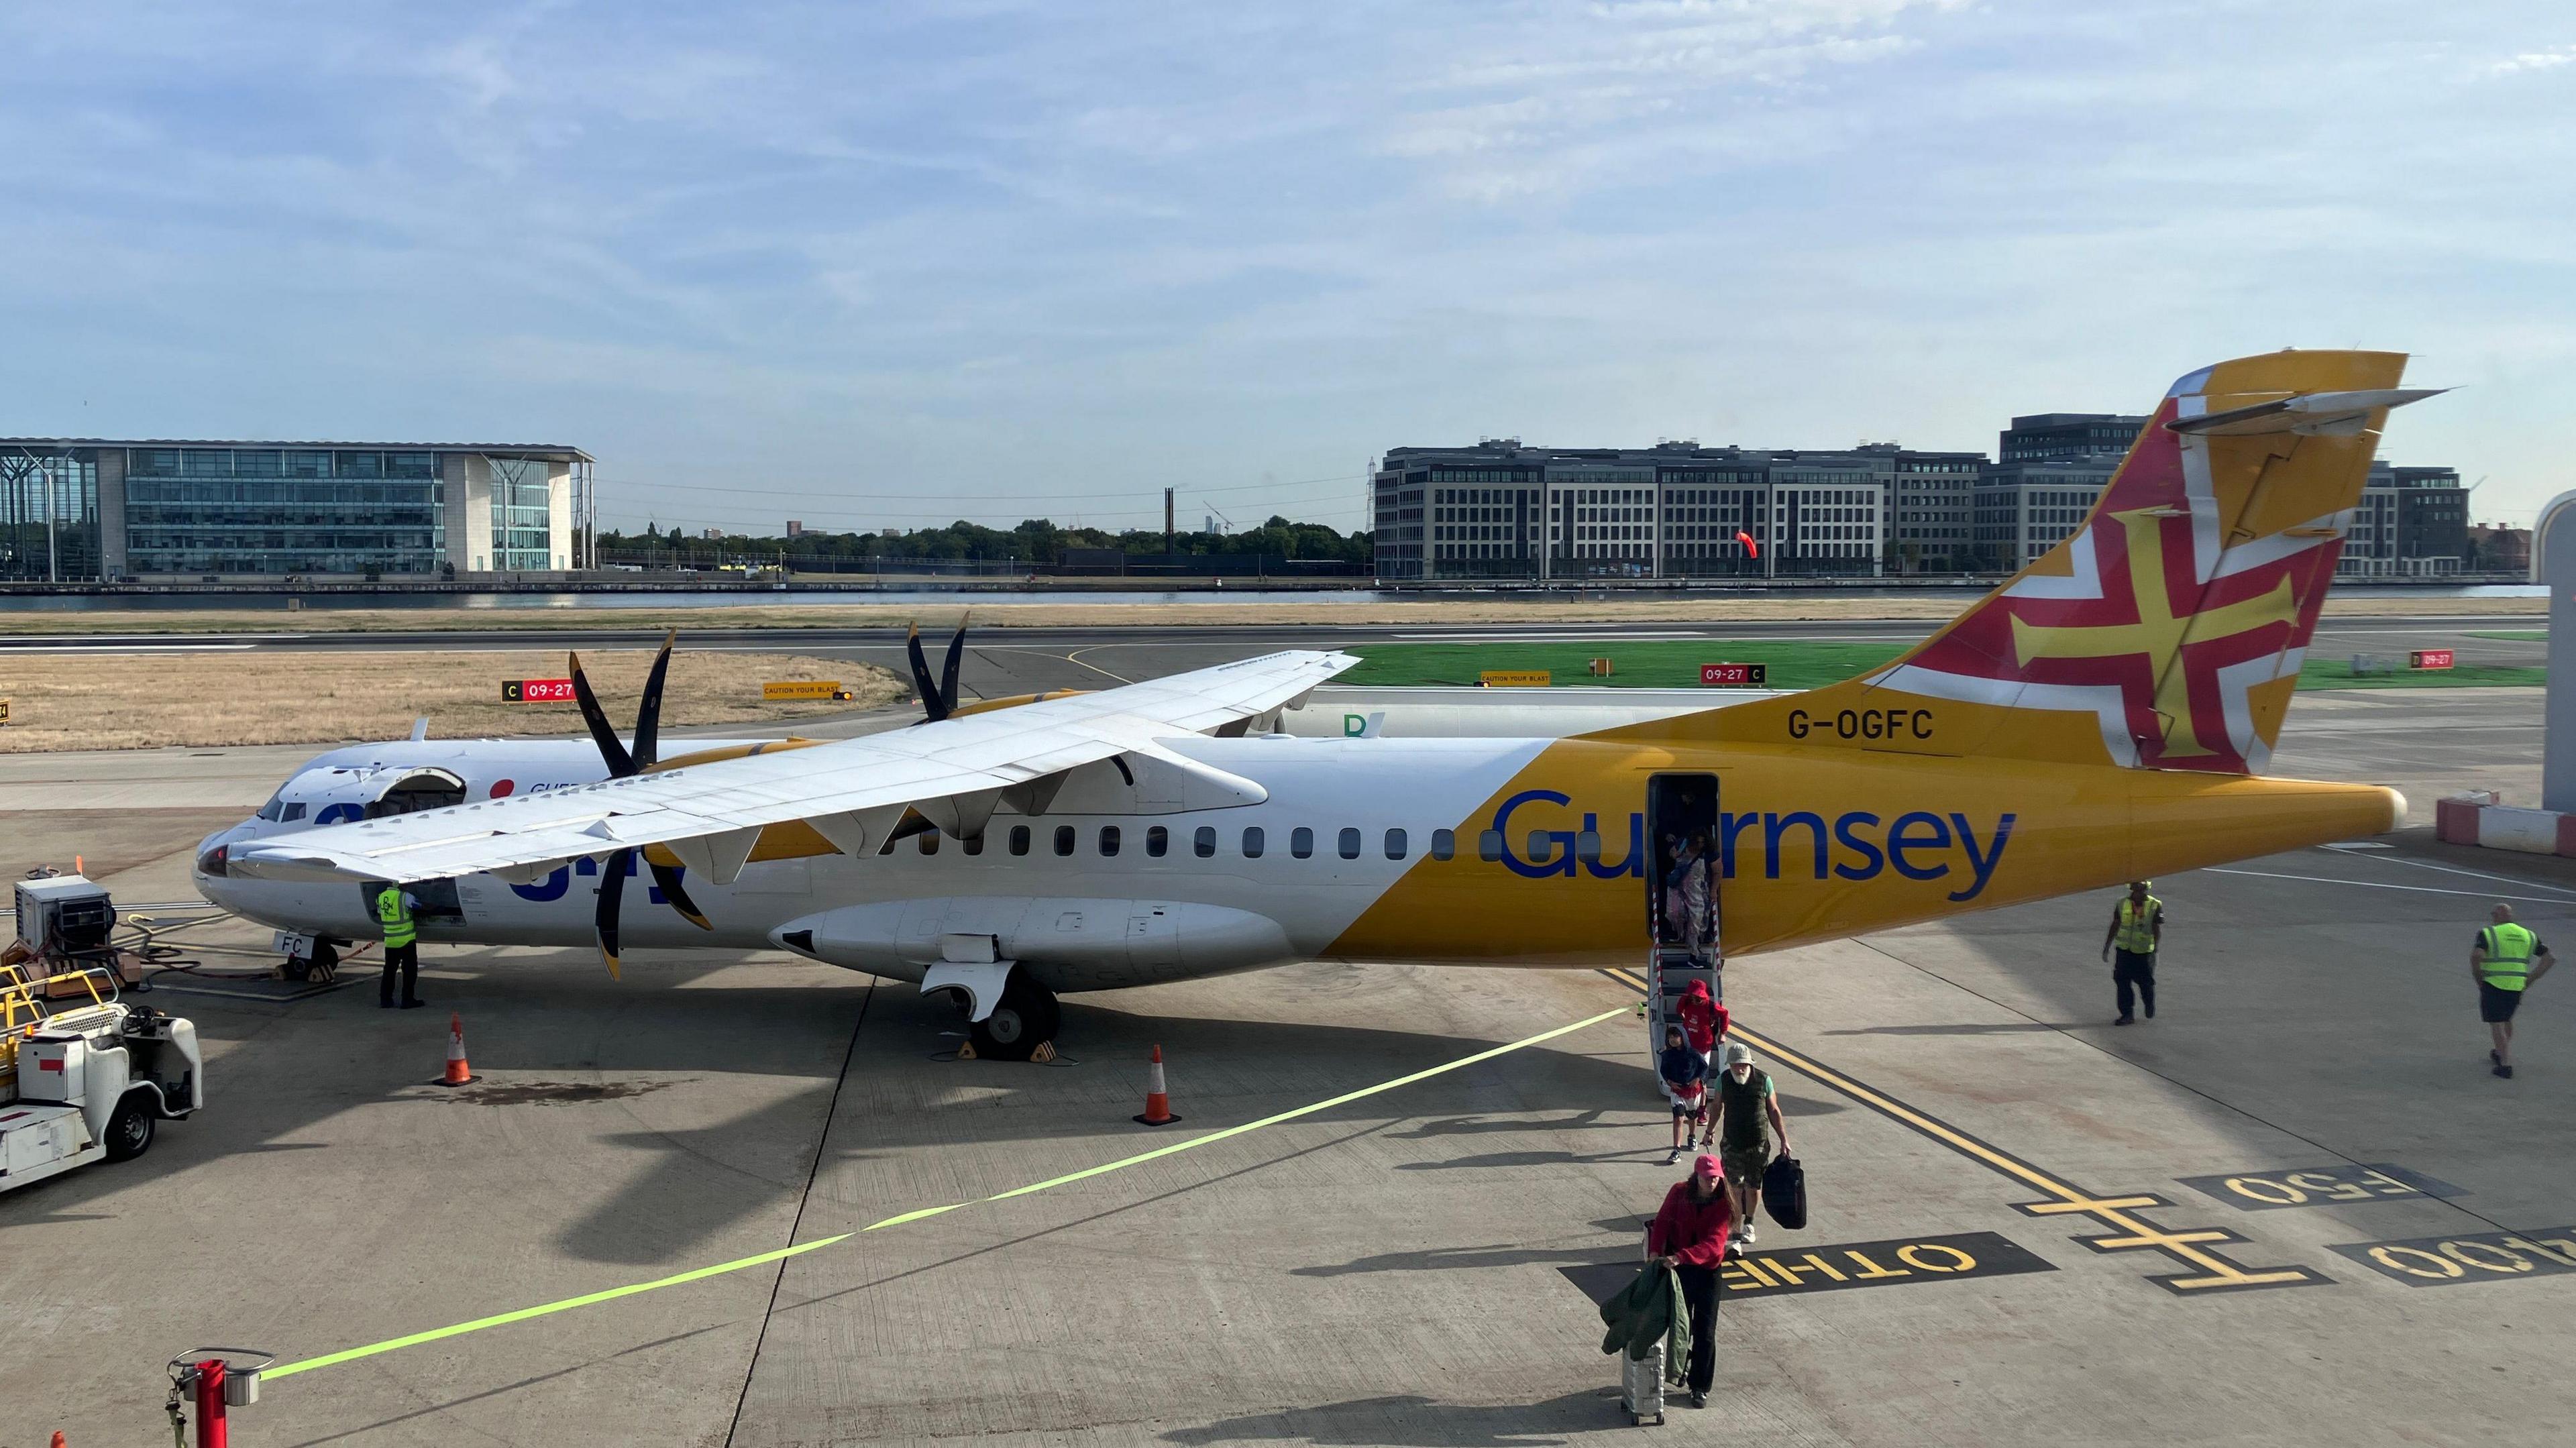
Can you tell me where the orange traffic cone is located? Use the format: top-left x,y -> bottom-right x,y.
1132,1044 -> 1180,1127
436,1011 -> 478,1086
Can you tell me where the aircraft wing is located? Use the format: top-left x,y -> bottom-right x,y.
227,649 -> 1356,886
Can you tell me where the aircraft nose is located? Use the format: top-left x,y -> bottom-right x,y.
194,820 -> 257,883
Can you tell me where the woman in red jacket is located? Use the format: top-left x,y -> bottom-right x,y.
1647,1154 -> 1735,1407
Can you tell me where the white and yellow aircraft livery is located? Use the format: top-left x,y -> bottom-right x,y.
206,350 -> 2430,1056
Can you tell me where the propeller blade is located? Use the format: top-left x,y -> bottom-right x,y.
649,857 -> 713,932
570,651 -> 637,777
905,624 -> 949,722
594,848 -> 631,979
633,630 -> 676,770
940,618 -> 967,716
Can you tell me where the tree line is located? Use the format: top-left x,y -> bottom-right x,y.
600,516 -> 1373,565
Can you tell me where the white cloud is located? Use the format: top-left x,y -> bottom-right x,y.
2490,44 -> 2576,74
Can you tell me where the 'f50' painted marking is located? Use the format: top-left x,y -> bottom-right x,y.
1492,790 -> 2014,902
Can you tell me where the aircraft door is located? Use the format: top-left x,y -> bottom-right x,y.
1646,773 -> 1719,956
1644,773 -> 1720,1062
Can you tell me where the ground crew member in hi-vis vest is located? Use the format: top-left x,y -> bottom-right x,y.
2100,881 -> 2163,1025
376,881 -> 423,1009
2471,903 -> 2553,1079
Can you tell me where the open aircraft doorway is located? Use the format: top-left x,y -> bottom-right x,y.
1645,772 -> 1720,1056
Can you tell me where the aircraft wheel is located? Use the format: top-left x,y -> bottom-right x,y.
970,977 -> 1061,1061
104,1092 -> 156,1162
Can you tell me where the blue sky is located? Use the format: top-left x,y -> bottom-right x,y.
3,2 -> 2569,535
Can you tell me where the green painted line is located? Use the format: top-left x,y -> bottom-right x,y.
267,1005 -> 1631,1380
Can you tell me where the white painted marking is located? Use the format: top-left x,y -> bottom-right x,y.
2206,867 -> 2576,906
2309,848 -> 2576,898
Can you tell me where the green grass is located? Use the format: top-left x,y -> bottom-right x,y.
2470,630 -> 2547,641
1338,640 -> 1899,690
2298,661 -> 2545,689
1340,639 -> 2544,691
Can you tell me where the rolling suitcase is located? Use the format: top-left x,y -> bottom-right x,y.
1762,1153 -> 1808,1231
1621,1339 -> 1666,1425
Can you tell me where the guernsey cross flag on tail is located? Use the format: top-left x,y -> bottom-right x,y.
1857,352 -> 2440,775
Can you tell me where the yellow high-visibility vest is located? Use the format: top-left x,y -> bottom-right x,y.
2479,923 -> 2537,991
376,885 -> 416,948
2114,896 -> 2159,954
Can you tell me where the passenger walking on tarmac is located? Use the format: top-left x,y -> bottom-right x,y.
1710,1042 -> 1788,1252
2100,880 -> 2163,1025
376,880 -> 423,1009
2472,903 -> 2554,1078
1647,1153 -> 1734,1409
1675,977 -> 1726,1065
1659,1025 -> 1710,1163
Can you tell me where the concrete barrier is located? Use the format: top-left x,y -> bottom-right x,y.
2437,792 -> 2576,856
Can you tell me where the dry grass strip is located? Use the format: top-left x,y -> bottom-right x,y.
0,651 -> 906,753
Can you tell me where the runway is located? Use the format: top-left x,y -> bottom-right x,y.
0,615 -> 2544,705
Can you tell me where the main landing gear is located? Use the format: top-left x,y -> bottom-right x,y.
973,974 -> 1061,1061
921,958 -> 1061,1061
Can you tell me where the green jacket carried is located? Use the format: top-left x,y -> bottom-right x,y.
1598,1263 -> 1692,1385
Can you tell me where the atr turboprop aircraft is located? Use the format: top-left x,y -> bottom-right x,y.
203,350 -> 2434,1058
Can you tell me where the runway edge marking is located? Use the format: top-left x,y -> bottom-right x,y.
264,1004 -> 1632,1382
1605,969 -> 2325,1295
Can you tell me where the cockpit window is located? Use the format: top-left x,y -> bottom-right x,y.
282,802 -> 308,822
255,791 -> 289,822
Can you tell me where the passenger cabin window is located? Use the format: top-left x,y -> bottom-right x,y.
919,830 -> 939,854
1385,828 -> 1407,860
1479,829 -> 1504,862
1338,827 -> 1361,860
1194,826 -> 1216,858
1146,826 -> 1169,857
1290,827 -> 1314,858
1242,826 -> 1266,858
1431,829 -> 1454,860
962,832 -> 984,856
1576,830 -> 1601,864
1099,825 -> 1121,857
1053,825 -> 1076,857
1010,825 -> 1031,856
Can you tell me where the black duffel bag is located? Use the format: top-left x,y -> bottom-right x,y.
1762,1154 -> 1807,1230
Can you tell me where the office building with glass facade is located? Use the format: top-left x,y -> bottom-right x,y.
0,440 -> 593,580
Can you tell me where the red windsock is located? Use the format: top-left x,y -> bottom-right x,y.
1133,1044 -> 1181,1126
1735,531 -> 1759,559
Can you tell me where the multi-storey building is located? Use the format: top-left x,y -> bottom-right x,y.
1373,441 -> 1975,581
1998,413 -> 2149,462
2340,463 -> 2469,576
1375,423 -> 2473,583
0,439 -> 594,581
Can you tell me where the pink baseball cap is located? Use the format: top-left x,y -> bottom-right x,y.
1692,1154 -> 1722,1182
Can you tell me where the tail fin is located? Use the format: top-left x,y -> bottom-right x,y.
1609,349 -> 2439,773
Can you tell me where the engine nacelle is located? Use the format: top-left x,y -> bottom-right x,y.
769,895 -> 1293,993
